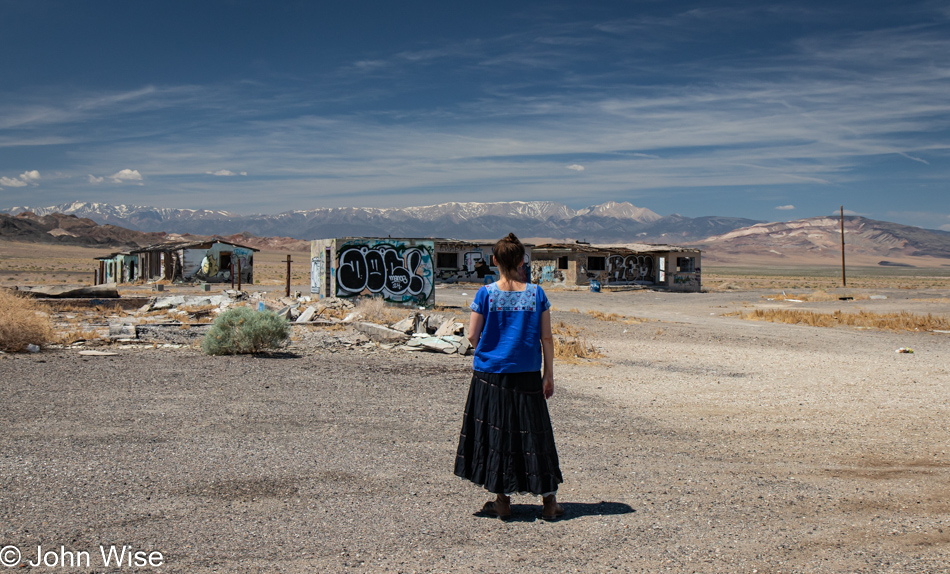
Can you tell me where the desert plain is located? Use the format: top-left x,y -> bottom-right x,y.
1,241 -> 949,573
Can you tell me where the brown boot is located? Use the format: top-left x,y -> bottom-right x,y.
541,494 -> 564,521
481,494 -> 511,518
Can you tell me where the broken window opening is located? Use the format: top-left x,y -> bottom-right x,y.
557,256 -> 568,270
587,256 -> 606,271
676,257 -> 695,272
436,252 -> 458,268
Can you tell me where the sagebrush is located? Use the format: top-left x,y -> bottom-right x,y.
202,307 -> 289,355
0,289 -> 53,352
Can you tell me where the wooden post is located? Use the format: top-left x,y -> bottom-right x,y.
236,259 -> 242,291
230,261 -> 235,289
286,254 -> 292,297
840,206 -> 847,287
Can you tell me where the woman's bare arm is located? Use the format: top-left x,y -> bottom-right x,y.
540,309 -> 554,399
468,311 -> 485,349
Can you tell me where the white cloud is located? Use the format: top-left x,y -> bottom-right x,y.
88,174 -> 104,184
110,169 -> 143,183
566,164 -> 585,171
19,170 -> 40,182
940,224 -> 950,231
240,171 -> 247,176
775,204 -> 795,210
0,170 -> 41,189
0,176 -> 28,188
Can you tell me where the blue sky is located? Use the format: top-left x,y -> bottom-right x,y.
1,0 -> 949,230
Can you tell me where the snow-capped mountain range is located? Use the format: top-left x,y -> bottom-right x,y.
5,200 -> 756,242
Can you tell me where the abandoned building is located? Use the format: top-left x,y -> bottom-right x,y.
310,237 -> 537,306
431,239 -> 532,284
94,251 -> 138,285
311,237 -> 436,307
310,236 -> 700,302
95,239 -> 258,285
531,243 -> 702,292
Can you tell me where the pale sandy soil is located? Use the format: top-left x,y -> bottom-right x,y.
1,281 -> 948,572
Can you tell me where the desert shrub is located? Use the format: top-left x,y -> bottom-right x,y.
0,289 -> 54,352
202,306 -> 289,355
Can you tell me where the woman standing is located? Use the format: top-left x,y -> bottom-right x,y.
454,233 -> 564,520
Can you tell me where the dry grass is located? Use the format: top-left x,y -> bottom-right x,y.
0,289 -> 54,351
177,303 -> 219,324
54,327 -> 104,346
764,290 -> 869,302
353,297 -> 412,325
551,320 -> 602,361
586,309 -> 649,324
735,309 -> 950,332
554,335 -> 603,361
552,320 -> 581,337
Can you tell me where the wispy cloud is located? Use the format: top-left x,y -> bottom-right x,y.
0,176 -> 28,188
566,164 -> 584,171
775,204 -> 795,210
206,169 -> 247,176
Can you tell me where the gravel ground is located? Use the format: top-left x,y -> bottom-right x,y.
1,286 -> 948,573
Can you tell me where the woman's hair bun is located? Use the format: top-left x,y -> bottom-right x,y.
505,232 -> 519,243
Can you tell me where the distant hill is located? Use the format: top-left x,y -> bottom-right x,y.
0,212 -> 167,248
6,200 -> 758,242
0,212 -> 309,252
699,216 -> 950,266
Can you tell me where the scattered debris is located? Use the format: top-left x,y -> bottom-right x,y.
18,284 -> 119,299
896,347 -> 914,353
78,350 -> 118,356
354,322 -> 411,343
26,344 -> 40,353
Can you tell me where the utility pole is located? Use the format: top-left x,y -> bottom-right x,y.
840,206 -> 847,287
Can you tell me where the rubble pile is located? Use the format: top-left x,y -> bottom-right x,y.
353,312 -> 471,355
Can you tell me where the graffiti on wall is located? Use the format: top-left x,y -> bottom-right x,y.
336,241 -> 434,305
434,247 -> 530,284
606,254 -> 655,283
435,249 -> 491,283
673,274 -> 698,286
531,262 -> 565,285
195,246 -> 254,283
310,257 -> 323,294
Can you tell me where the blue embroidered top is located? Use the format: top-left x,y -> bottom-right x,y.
469,282 -> 551,373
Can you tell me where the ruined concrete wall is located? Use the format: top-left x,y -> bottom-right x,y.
182,244 -> 255,284
531,259 -> 572,287
434,244 -> 532,284
310,239 -> 336,297
313,238 -> 436,307
605,254 -> 657,285
665,251 -> 702,292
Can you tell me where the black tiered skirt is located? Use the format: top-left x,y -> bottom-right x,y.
454,371 -> 563,495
